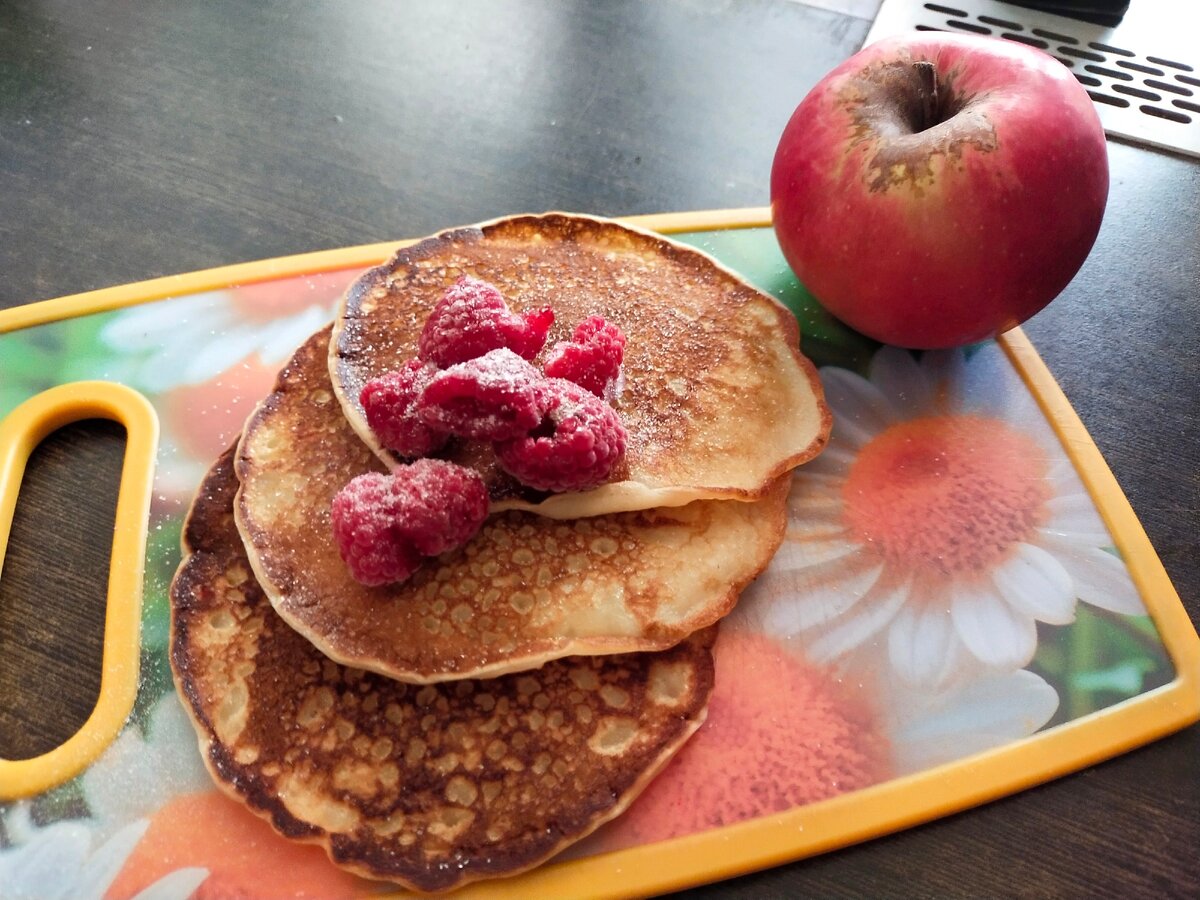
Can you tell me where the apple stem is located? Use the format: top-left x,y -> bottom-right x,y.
913,60 -> 939,131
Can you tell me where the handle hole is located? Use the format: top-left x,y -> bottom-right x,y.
0,419 -> 126,760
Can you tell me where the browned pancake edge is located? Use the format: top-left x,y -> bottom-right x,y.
171,446 -> 716,893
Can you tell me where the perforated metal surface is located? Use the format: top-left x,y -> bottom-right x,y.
865,0 -> 1200,158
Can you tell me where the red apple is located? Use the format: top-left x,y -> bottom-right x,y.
771,32 -> 1108,349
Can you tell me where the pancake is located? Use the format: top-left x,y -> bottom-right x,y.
330,212 -> 830,519
171,447 -> 716,893
235,325 -> 789,682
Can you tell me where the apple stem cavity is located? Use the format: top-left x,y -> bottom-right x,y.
913,60 -> 939,133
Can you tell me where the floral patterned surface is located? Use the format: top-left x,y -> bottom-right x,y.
0,229 -> 1173,897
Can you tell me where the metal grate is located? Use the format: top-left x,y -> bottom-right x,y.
864,0 -> 1200,158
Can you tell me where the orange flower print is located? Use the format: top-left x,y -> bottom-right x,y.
105,791 -> 372,900
609,630 -> 890,845
585,627 -> 1055,852
740,346 -> 1145,688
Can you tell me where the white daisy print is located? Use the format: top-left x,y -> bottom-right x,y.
744,344 -> 1145,688
96,269 -> 357,507
98,269 -> 354,393
80,693 -> 213,841
0,805 -> 207,900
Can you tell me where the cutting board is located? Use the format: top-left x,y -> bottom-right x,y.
0,210 -> 1197,899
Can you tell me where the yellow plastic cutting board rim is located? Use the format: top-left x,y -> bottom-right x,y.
0,208 -> 1196,899
0,382 -> 158,799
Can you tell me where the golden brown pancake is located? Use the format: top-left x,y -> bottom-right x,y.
235,325 -> 788,682
330,212 -> 830,519
172,447 -> 716,893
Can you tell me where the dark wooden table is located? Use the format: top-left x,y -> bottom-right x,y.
1,1 -> 1196,896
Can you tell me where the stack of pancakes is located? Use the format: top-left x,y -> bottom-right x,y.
170,213 -> 830,892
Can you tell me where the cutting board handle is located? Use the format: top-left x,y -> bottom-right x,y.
0,382 -> 158,799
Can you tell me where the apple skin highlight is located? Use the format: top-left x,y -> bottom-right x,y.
771,32 -> 1109,349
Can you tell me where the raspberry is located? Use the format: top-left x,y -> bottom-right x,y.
390,458 -> 489,556
331,473 -> 421,586
511,305 -> 556,357
360,360 -> 447,458
543,315 -> 627,398
330,461 -> 489,585
495,378 -> 627,492
418,276 -> 554,368
418,348 -> 550,441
